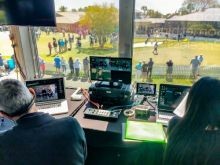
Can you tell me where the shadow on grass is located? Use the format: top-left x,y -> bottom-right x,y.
80,77 -> 89,82
81,47 -> 117,55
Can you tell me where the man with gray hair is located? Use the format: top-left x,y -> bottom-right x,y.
0,79 -> 87,165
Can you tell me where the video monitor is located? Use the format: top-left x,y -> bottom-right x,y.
0,0 -> 56,26
158,84 -> 191,112
25,78 -> 65,102
90,56 -> 132,84
136,83 -> 156,96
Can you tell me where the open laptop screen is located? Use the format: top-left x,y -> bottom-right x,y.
26,78 -> 65,102
158,84 -> 191,112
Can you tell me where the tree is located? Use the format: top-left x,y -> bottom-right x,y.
59,6 -> 67,12
71,8 -> 77,12
147,9 -> 164,18
187,22 -> 215,31
178,3 -> 195,15
78,7 -> 88,12
182,0 -> 218,12
141,6 -> 148,17
80,4 -> 118,48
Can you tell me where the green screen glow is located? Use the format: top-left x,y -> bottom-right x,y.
125,120 -> 167,143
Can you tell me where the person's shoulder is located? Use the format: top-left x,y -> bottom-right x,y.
167,116 -> 182,135
55,117 -> 81,129
56,117 -> 84,137
0,128 -> 16,143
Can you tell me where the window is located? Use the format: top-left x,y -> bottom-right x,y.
134,0 -> 220,86
34,0 -> 119,88
0,26 -> 17,80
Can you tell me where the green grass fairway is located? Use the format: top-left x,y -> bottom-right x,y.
37,33 -> 117,63
133,40 -> 220,67
37,34 -> 220,67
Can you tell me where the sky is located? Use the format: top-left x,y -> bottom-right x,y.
55,0 -> 220,14
55,0 -> 119,10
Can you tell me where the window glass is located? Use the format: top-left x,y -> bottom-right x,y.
0,26 -> 18,80
134,0 -> 220,87
35,0 -> 119,88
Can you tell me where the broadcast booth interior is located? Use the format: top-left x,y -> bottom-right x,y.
0,0 -> 220,164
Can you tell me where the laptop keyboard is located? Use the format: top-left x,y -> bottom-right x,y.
37,103 -> 61,110
157,112 -> 174,126
36,101 -> 68,115
158,112 -> 174,120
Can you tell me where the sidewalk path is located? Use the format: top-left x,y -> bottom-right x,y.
133,42 -> 163,48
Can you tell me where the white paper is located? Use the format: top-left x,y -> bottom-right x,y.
173,93 -> 189,117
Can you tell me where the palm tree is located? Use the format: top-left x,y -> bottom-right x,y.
141,6 -> 148,17
59,6 -> 67,12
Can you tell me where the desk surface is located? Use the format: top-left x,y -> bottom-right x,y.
71,91 -> 165,165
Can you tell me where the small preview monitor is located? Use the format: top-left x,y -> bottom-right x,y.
136,83 -> 156,96
90,56 -> 132,84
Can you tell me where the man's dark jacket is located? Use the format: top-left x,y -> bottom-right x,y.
0,112 -> 87,165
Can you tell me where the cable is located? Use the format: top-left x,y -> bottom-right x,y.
81,88 -> 102,109
145,96 -> 156,110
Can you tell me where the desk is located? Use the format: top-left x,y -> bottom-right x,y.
70,89 -> 165,165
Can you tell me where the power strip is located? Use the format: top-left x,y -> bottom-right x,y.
84,108 -> 120,121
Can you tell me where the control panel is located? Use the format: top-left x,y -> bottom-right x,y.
84,108 -> 120,121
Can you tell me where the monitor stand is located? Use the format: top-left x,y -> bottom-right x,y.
95,81 -> 122,88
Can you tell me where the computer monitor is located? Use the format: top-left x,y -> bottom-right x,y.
0,0 -> 56,26
158,84 -> 191,112
90,56 -> 132,84
136,83 -> 156,96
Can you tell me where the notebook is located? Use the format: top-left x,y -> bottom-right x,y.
124,120 -> 166,143
156,84 -> 190,126
26,77 -> 68,115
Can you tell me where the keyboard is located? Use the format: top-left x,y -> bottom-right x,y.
158,112 -> 174,120
36,100 -> 68,115
38,103 -> 61,110
157,112 -> 174,126
84,108 -> 120,121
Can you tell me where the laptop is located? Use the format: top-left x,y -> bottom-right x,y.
156,84 -> 191,126
26,77 -> 68,115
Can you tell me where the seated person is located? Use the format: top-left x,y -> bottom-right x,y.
164,77 -> 220,165
0,79 -> 87,165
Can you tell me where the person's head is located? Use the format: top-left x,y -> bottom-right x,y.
164,77 -> 220,164
184,77 -> 220,128
0,79 -> 36,120
195,55 -> 198,59
150,58 -> 152,61
69,57 -> 72,61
